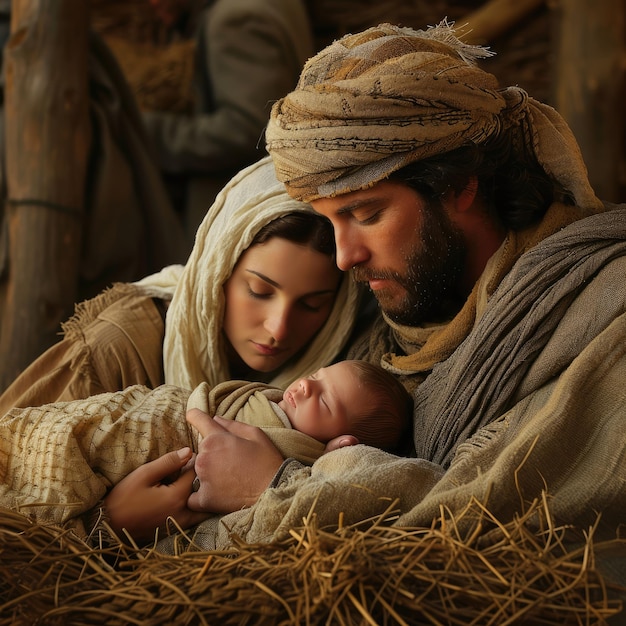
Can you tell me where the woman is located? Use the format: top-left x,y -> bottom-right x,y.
0,157 -> 361,414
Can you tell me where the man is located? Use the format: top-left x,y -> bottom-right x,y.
113,22 -> 626,566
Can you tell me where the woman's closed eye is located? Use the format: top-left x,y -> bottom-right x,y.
247,286 -> 273,299
245,275 -> 274,299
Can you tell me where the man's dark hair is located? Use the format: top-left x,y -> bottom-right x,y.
390,133 -> 571,231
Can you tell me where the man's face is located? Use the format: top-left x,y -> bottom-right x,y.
311,181 -> 466,325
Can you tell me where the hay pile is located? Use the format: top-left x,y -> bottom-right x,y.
1,495 -> 623,625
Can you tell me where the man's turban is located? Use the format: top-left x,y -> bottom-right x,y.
266,21 -> 602,212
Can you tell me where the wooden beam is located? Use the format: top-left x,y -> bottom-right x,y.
552,0 -> 625,202
459,0 -> 545,44
0,0 -> 91,390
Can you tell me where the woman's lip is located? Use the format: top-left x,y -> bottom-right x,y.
253,342 -> 283,356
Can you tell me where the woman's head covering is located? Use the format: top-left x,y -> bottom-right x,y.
137,156 -> 361,390
265,20 -> 602,213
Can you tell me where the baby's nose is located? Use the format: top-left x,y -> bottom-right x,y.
299,378 -> 312,396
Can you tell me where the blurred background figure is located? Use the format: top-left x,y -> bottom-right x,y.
135,0 -> 314,249
88,0 -> 558,254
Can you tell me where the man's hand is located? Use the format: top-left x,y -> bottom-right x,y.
186,410 -> 284,514
104,447 -> 209,544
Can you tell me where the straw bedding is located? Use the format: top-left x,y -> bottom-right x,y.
1,495 -> 623,625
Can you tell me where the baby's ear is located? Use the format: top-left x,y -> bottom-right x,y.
325,434 -> 359,453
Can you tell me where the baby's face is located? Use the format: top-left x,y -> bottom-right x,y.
278,362 -> 361,442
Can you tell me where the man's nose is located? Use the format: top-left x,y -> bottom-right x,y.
334,227 -> 368,271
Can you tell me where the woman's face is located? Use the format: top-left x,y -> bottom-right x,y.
223,237 -> 341,375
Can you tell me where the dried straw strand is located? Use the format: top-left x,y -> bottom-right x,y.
0,495 -> 623,625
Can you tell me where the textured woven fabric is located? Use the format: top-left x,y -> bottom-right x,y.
0,378 -> 325,535
0,384 -> 192,534
266,21 -> 602,216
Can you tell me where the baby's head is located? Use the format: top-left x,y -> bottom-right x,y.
279,359 -> 412,452
342,360 -> 412,451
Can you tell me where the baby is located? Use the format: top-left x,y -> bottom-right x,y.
0,360 -> 411,534
188,359 -> 412,466
277,359 -> 411,452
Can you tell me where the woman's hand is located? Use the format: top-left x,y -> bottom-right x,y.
104,447 -> 210,544
186,409 -> 284,513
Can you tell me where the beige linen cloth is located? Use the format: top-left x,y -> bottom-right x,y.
0,379 -> 326,537
0,385 -> 193,535
136,155 -> 361,391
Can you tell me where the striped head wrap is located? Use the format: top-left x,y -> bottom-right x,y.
266,21 -> 602,212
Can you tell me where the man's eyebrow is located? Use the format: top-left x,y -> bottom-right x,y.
336,197 -> 381,215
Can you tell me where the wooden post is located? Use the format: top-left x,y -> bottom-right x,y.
0,0 -> 90,391
460,0 -> 544,44
551,0 -> 625,202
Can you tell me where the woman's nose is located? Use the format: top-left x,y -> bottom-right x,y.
264,307 -> 290,343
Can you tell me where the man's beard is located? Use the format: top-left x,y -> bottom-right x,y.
355,203 -> 466,326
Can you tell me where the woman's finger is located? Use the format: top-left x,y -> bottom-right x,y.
129,447 -> 193,486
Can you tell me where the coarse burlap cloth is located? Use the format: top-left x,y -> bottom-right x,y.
265,20 -> 603,217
